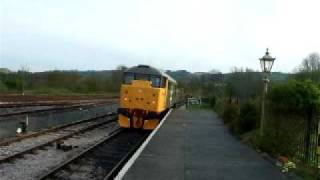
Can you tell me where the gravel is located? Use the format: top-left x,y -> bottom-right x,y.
0,122 -> 119,180
0,106 -> 56,115
0,116 -> 116,160
0,102 -> 119,140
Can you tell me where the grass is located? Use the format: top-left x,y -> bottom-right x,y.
293,163 -> 318,180
240,129 -> 319,180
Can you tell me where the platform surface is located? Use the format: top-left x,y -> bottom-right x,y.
122,108 -> 289,180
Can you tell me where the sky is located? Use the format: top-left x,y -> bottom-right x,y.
0,0 -> 320,73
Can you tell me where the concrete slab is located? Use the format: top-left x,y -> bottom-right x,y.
122,108 -> 289,180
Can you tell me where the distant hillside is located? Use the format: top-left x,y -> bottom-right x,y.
270,72 -> 290,81
166,70 -> 193,82
35,70 -> 115,77
167,70 -> 289,83
223,72 -> 289,82
0,68 -> 11,74
0,67 -> 290,84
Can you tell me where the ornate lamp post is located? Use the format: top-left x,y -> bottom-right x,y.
259,48 -> 275,137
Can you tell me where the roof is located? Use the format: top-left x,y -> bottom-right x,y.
125,65 -> 177,84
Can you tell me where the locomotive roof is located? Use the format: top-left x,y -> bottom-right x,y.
125,65 -> 177,84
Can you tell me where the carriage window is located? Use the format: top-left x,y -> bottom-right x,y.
150,76 -> 161,87
160,77 -> 167,88
124,73 -> 134,84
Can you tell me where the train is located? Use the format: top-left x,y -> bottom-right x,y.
117,65 -> 179,130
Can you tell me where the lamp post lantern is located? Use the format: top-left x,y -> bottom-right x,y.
259,48 -> 275,138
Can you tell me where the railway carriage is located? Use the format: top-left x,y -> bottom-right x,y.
118,65 -> 177,130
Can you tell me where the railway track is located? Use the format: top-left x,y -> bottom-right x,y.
0,113 -> 117,163
0,112 -> 115,147
38,129 -> 149,180
0,101 -> 115,118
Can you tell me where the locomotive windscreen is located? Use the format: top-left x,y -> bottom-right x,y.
123,72 -> 165,88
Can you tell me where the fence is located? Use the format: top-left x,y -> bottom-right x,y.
265,103 -> 319,167
296,105 -> 319,167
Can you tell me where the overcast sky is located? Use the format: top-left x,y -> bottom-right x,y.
1,0 -> 319,72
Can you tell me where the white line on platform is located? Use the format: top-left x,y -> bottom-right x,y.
114,109 -> 173,180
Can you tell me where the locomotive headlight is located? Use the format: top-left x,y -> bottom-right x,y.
124,97 -> 128,101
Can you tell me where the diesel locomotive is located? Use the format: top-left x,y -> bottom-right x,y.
118,65 -> 177,130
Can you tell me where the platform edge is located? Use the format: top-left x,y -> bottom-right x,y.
114,108 -> 173,180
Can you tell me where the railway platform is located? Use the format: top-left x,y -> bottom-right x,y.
118,107 -> 290,180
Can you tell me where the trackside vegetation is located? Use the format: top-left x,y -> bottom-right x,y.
212,52 -> 320,179
213,81 -> 320,179
0,68 -> 126,95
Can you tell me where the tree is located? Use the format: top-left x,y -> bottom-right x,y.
225,67 -> 262,101
300,52 -> 320,72
116,65 -> 128,71
109,65 -> 128,92
268,80 -> 320,112
209,68 -> 221,74
294,52 -> 320,82
18,65 -> 30,95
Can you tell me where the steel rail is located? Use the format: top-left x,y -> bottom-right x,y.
0,115 -> 117,163
0,112 -> 116,146
0,101 -> 114,118
0,98 -> 117,108
103,132 -> 149,180
37,128 -> 124,180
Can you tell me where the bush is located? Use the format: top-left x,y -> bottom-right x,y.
260,80 -> 320,158
236,101 -> 259,134
214,98 -> 225,116
209,96 -> 216,108
259,114 -> 304,157
0,81 -> 8,92
5,79 -> 23,90
268,80 -> 320,113
222,103 -> 240,124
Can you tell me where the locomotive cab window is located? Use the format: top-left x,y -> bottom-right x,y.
150,76 -> 161,88
135,73 -> 150,81
124,73 -> 134,84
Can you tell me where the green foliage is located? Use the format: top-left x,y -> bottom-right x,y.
209,96 -> 216,108
235,101 -> 259,134
30,87 -> 74,95
214,98 -> 225,117
0,81 -> 8,91
293,163 -> 319,180
222,100 -> 260,135
0,70 -> 125,94
260,80 -> 320,158
217,64 -> 320,175
259,114 -> 304,157
268,80 -> 320,113
5,79 -> 23,90
294,70 -> 320,83
224,69 -> 263,100
222,103 -> 240,124
167,70 -> 225,98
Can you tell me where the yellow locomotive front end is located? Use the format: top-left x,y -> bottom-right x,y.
118,65 -> 176,130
